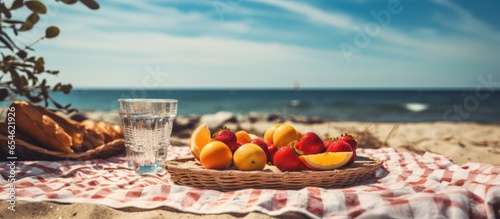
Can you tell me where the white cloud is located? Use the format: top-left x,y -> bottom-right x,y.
254,0 -> 500,63
253,0 -> 355,31
26,0 -> 500,88
431,0 -> 500,42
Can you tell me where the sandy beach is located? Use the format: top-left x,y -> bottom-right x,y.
2,110 -> 500,218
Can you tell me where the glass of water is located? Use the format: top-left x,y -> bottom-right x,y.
118,99 -> 178,173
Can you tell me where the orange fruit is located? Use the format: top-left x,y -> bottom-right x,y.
299,152 -> 353,170
296,129 -> 302,139
199,141 -> 233,169
249,134 -> 259,140
235,130 -> 253,145
272,124 -> 301,148
189,123 -> 211,161
233,143 -> 267,171
264,123 -> 281,143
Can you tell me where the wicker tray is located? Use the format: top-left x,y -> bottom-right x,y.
163,156 -> 383,191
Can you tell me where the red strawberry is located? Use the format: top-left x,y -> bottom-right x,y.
338,133 -> 357,151
326,140 -> 355,166
251,138 -> 272,163
213,128 -> 238,153
326,140 -> 352,152
273,145 -> 307,171
323,138 -> 336,149
295,132 -> 324,155
266,141 -> 278,164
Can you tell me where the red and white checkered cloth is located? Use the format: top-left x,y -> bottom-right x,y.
1,147 -> 499,218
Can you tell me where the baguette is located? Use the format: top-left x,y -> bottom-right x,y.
80,120 -> 123,143
13,102 -> 73,153
10,101 -> 106,152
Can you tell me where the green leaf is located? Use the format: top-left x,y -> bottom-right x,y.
25,1 -> 47,14
61,0 -> 78,4
34,57 -> 45,73
60,84 -> 72,94
20,75 -> 28,87
26,56 -> 36,62
53,83 -> 62,91
45,26 -> 60,39
46,70 -> 60,75
19,21 -> 34,31
10,0 -> 24,10
0,89 -> 8,101
26,12 -> 40,26
51,99 -> 63,109
25,46 -> 35,51
0,36 -> 14,51
79,0 -> 99,10
16,50 -> 27,59
19,13 -> 40,32
2,19 -> 24,24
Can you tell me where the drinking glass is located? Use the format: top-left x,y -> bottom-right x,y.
118,99 -> 178,173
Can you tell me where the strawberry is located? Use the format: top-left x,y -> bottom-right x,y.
266,141 -> 277,164
213,128 -> 238,153
323,138 -> 336,149
250,138 -> 272,163
295,132 -> 324,155
326,140 -> 352,152
273,144 -> 307,172
326,140 -> 355,166
338,133 -> 357,151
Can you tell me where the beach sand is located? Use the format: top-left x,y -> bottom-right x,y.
0,200 -> 308,219
3,111 -> 500,218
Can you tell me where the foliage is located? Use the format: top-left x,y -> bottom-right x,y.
0,0 -> 99,113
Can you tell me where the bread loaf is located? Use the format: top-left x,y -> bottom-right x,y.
5,101 -> 124,154
81,120 -> 124,143
13,101 -> 73,153
9,101 -> 108,152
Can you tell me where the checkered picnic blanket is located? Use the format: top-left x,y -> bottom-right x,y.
0,147 -> 499,218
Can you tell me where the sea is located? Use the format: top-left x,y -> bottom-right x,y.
5,89 -> 500,123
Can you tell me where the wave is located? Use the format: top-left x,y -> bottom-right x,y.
404,103 -> 429,112
289,99 -> 301,107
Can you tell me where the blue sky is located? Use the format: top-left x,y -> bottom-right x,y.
18,0 -> 500,89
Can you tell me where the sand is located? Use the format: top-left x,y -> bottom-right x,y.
2,110 -> 500,218
0,200 -> 308,219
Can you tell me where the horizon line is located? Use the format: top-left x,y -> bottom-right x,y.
68,86 -> 499,91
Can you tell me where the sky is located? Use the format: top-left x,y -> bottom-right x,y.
12,0 -> 500,89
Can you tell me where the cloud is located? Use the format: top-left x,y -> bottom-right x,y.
27,0 -> 500,88
253,0 -> 355,31
35,1 -> 348,88
257,0 -> 500,65
431,0 -> 500,42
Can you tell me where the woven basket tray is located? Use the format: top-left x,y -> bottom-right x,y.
163,156 -> 383,191
0,135 -> 125,161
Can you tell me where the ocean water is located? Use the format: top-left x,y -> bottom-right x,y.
6,89 -> 500,123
